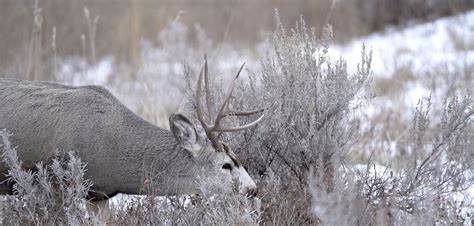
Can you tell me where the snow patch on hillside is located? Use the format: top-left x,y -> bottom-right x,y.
330,10 -> 474,78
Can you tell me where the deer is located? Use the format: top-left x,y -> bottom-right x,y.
0,58 -> 263,211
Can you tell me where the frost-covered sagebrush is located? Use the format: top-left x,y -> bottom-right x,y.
112,182 -> 260,225
0,129 -> 96,225
179,12 -> 372,224
310,92 -> 472,225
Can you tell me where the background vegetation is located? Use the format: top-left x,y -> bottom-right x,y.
1,0 -> 473,79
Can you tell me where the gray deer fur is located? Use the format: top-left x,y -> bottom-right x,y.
0,78 -> 256,200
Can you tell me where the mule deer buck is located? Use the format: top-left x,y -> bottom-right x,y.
0,58 -> 263,204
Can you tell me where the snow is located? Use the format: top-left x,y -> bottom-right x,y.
58,56 -> 114,86
108,193 -> 192,211
329,10 -> 474,78
337,10 -> 473,133
405,82 -> 431,107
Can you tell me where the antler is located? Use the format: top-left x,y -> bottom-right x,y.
195,55 -> 265,151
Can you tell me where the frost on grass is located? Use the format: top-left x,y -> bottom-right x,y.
178,12 -> 372,224
310,91 -> 473,225
111,177 -> 260,225
0,129 -> 97,225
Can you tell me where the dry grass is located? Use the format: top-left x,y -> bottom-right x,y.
1,0 -> 473,80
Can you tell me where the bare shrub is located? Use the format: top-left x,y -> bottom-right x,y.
0,129 -> 97,225
309,89 -> 472,225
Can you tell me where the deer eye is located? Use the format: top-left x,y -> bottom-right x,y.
222,163 -> 233,170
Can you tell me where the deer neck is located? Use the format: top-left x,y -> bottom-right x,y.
110,116 -> 201,196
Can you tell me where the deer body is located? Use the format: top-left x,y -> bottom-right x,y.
0,78 -> 257,200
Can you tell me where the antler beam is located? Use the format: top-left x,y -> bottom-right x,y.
195,55 -> 265,151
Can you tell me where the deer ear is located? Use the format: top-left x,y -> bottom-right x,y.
169,114 -> 203,157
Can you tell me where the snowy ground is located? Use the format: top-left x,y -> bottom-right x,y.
330,10 -> 473,112
329,10 -> 474,78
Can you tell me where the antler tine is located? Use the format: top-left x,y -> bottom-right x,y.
225,109 -> 265,117
196,57 -> 221,149
224,102 -> 275,117
213,62 -> 245,130
214,114 -> 265,132
203,55 -> 213,121
196,63 -> 210,132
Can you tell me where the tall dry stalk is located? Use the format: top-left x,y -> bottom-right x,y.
26,0 -> 43,81
83,7 -> 99,64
